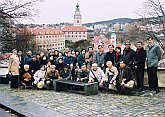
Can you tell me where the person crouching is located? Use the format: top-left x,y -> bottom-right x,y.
44,65 -> 61,90
116,61 -> 135,95
19,64 -> 33,89
33,65 -> 46,89
88,63 -> 107,91
104,61 -> 118,92
77,64 -> 89,82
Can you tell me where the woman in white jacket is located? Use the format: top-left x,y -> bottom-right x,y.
34,65 -> 46,88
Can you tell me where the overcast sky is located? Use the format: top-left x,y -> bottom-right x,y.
22,0 -> 146,24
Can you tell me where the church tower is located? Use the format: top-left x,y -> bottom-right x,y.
74,3 -> 82,26
111,31 -> 117,48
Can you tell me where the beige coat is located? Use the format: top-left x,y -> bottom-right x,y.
8,54 -> 19,75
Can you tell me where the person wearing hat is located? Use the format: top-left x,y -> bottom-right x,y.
60,64 -> 71,80
8,49 -> 19,88
45,65 -> 61,89
25,50 -> 32,64
104,61 -> 118,91
116,61 -> 134,94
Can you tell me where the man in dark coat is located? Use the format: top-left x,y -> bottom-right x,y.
27,55 -> 40,74
122,40 -> 135,70
104,45 -> 116,69
116,61 -> 134,94
17,50 -> 25,70
65,51 -> 77,67
134,41 -> 146,91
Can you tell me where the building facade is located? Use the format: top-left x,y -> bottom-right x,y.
20,27 -> 66,51
63,3 -> 87,42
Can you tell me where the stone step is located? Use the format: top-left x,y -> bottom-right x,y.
0,92 -> 68,117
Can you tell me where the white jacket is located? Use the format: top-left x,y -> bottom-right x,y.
89,67 -> 105,82
34,70 -> 46,84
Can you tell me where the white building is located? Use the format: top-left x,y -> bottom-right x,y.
19,27 -> 65,51
110,31 -> 117,48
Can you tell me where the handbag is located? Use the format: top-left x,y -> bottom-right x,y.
6,72 -> 13,81
124,80 -> 135,89
109,84 -> 117,91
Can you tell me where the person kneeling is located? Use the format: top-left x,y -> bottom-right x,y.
88,63 -> 107,91
116,61 -> 135,95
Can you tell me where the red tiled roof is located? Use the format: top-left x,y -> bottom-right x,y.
17,27 -> 64,35
62,26 -> 87,31
93,35 -> 106,43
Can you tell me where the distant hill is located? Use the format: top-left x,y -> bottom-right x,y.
85,18 -> 136,26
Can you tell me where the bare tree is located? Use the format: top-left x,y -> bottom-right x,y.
138,0 -> 165,50
16,25 -> 36,54
0,0 -> 42,19
0,0 -> 42,53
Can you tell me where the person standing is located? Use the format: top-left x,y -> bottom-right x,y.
104,45 -> 116,68
94,45 -> 106,70
77,49 -> 86,68
8,49 -> 19,88
17,50 -> 25,70
134,41 -> 146,92
85,47 -> 95,70
146,37 -> 162,93
25,50 -> 32,64
122,40 -> 135,70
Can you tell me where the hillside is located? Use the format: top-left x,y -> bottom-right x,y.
85,18 -> 136,26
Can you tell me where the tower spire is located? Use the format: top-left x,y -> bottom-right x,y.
74,2 -> 82,26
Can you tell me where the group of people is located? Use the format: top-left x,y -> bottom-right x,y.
8,37 -> 162,94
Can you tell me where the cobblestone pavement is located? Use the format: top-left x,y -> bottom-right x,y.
0,84 -> 165,117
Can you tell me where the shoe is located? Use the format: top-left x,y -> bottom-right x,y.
155,89 -> 159,93
149,91 -> 156,96
138,88 -> 143,92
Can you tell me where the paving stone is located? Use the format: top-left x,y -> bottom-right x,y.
0,84 -> 165,117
